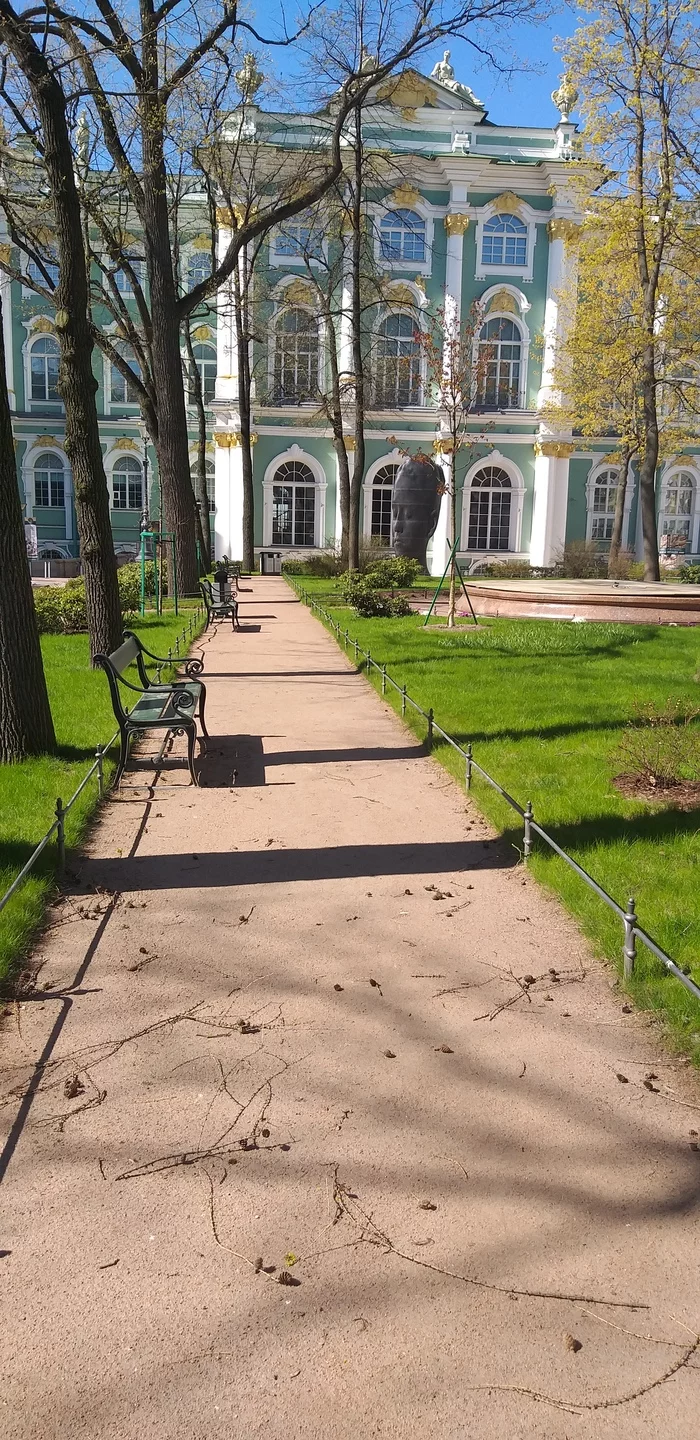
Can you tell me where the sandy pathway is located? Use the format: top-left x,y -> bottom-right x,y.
1,577 -> 699,1439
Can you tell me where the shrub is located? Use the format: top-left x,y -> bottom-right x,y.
33,566 -> 143,635
617,700 -> 700,788
117,563 -> 141,617
339,572 -> 411,617
364,555 -> 421,589
557,540 -> 607,579
32,586 -> 66,634
678,564 -> 700,585
61,577 -> 88,631
281,549 -> 344,577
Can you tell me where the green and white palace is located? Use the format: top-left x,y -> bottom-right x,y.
3,56 -> 699,573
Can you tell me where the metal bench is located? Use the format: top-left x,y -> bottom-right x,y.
95,634 -> 207,787
200,577 -> 239,630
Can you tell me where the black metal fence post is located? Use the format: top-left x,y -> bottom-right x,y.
624,898 -> 637,979
55,798 -> 65,873
523,800 -> 534,858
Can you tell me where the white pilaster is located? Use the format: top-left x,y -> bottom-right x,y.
537,216 -> 580,409
530,450 -> 571,566
215,221 -> 238,404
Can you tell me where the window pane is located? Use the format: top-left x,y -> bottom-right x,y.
35,476 -> 49,506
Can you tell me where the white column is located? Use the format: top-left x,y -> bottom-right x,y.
432,186 -> 469,576
214,438 -> 231,559
537,216 -> 580,409
530,448 -> 571,566
0,263 -> 15,407
215,218 -> 238,404
335,445 -> 353,549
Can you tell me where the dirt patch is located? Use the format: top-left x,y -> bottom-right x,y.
613,773 -> 700,809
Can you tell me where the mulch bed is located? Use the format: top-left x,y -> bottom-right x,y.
613,774 -> 700,810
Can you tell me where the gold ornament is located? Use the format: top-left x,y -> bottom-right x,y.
31,435 -> 59,448
377,72 -> 437,113
190,234 -> 211,252
114,437 -> 139,452
547,218 -> 582,245
444,213 -> 470,236
534,440 -> 574,459
413,275 -> 426,294
31,316 -> 55,334
390,181 -> 422,208
192,325 -> 213,341
491,191 -> 524,216
215,432 -> 232,447
0,243 -> 11,264
384,282 -> 416,306
343,436 -> 356,451
216,207 -> 233,227
551,75 -> 578,123
487,289 -> 519,315
284,279 -> 315,306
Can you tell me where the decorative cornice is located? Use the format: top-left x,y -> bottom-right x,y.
444,213 -> 470,236
535,440 -> 575,458
547,218 -> 582,245
376,73 -> 437,114
389,181 -> 422,209
215,430 -> 258,448
493,191 -> 525,217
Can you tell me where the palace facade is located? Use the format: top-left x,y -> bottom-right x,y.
3,59 -> 699,574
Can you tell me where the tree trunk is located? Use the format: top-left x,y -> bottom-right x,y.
0,300 -> 56,761
0,1 -> 123,661
233,257 -> 255,571
183,325 -> 212,569
350,118 -> 366,572
639,347 -> 661,582
607,449 -> 630,574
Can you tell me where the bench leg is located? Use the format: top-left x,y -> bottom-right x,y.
198,682 -> 209,744
114,727 -> 130,788
186,723 -> 199,786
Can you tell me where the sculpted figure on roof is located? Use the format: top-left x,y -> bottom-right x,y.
430,50 -> 483,108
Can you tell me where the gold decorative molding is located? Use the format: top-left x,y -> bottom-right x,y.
340,213 -> 354,235
493,191 -> 525,216
413,275 -> 426,294
284,279 -> 315,306
0,243 -> 11,264
344,436 -> 356,452
216,207 -> 233,227
534,440 -> 574,459
116,230 -> 140,249
377,72 -> 437,113
215,431 -> 233,447
547,218 -> 582,245
192,324 -> 213,341
389,181 -> 422,209
31,316 -> 55,334
444,213 -> 470,237
31,435 -> 60,449
433,437 -> 454,455
487,289 -> 519,315
114,437 -> 140,452
384,282 -> 417,307
401,108 -> 418,123
190,233 -> 211,252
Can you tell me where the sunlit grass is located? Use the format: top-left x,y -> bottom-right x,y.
294,578 -> 700,1062
0,607 -> 204,987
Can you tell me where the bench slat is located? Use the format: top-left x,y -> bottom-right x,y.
109,636 -> 140,676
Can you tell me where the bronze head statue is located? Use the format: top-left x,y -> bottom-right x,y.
391,454 -> 442,572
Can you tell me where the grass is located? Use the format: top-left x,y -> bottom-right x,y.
292,577 -> 700,1063
0,605 -> 204,988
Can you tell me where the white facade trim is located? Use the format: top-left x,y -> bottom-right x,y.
262,444 -> 328,548
657,461 -> 700,556
460,449 -> 525,553
584,460 -> 635,547
477,282 -> 531,315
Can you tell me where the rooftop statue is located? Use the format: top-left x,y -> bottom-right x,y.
551,74 -> 578,123
236,53 -> 264,100
430,51 -> 483,109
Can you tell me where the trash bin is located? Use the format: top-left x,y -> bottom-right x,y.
259,551 -> 282,575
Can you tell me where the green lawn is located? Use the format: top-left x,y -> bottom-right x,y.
292,577 -> 700,1062
0,605 -> 204,987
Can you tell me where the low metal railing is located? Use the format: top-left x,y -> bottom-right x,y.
294,581 -> 700,1007
0,605 -> 204,922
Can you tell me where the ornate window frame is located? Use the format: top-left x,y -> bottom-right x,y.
22,318 -> 62,412
267,278 -> 324,405
22,439 -> 73,542
268,210 -> 328,269
657,462 -> 700,556
585,462 -> 635,547
473,309 -> 530,412
105,442 -> 145,513
262,444 -> 327,548
460,450 -> 526,554
362,449 -> 403,538
473,197 -> 542,284
371,306 -> 427,411
371,195 -> 434,278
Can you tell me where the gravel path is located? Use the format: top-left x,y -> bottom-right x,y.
1,577 -> 699,1439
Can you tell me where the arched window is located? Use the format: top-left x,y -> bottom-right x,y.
272,308 -> 319,405
110,342 -> 141,405
273,212 -> 323,260
380,210 -> 426,263
190,458 -> 216,513
112,456 -> 143,511
188,343 -> 217,404
34,452 -> 65,508
659,470 -> 696,554
374,314 -> 422,408
482,213 -> 528,267
113,258 -> 146,296
271,459 -> 317,546
27,254 -> 59,288
588,468 -> 619,542
187,251 -> 212,290
30,335 -> 60,402
477,317 -> 522,410
370,462 -> 400,540
467,465 -> 512,551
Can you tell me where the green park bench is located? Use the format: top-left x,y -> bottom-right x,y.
95,632 -> 207,787
200,577 -> 239,630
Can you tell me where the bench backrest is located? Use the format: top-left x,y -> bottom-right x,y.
94,635 -> 140,723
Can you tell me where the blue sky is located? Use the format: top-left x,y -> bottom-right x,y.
434,9 -> 580,127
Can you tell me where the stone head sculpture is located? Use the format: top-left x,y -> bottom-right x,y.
391,454 -> 442,572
